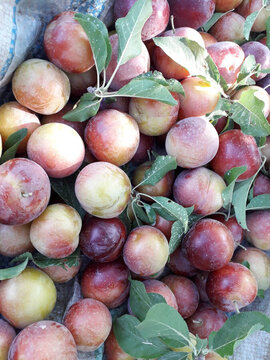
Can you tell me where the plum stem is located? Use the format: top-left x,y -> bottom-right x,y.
170,15 -> 175,34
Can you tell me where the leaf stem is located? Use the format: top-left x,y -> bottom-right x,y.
233,301 -> 240,314
131,199 -> 141,227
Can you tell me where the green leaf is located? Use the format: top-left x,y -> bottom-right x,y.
244,11 -> 260,40
202,11 -> 233,32
230,88 -> 270,137
63,94 -> 101,122
114,315 -> 169,358
205,55 -> 220,84
0,258 -> 28,280
50,172 -> 85,218
129,279 -> 166,321
246,194 -> 270,210
158,352 -> 190,360
138,155 -> 177,187
210,311 -> 270,357
137,303 -> 190,349
195,335 -> 208,355
257,289 -> 265,299
0,128 -> 28,164
115,0 -> 152,66
169,221 -> 185,255
222,166 -> 247,210
116,78 -> 178,105
132,201 -> 156,225
74,13 -> 111,73
153,37 -> 207,77
236,55 -> 260,87
208,97 -> 231,122
266,16 -> 270,49
33,248 -> 80,269
136,71 -> 185,95
151,197 -> 189,231
242,260 -> 251,269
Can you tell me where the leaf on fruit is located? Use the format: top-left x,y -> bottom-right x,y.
202,11 -> 234,32
209,311 -> 270,357
129,279 -> 166,321
74,13 -> 111,74
137,303 -> 190,349
115,78 -> 178,105
205,55 -> 220,84
50,172 -> 85,219
169,220 -> 185,254
33,248 -> 81,269
230,89 -> 270,137
243,11 -> 260,40
138,155 -> 177,187
257,289 -> 265,299
246,194 -> 270,210
222,166 -> 247,211
136,71 -> 185,95
63,93 -> 101,122
0,128 -> 28,165
236,55 -> 260,87
151,197 -> 189,232
0,258 -> 28,280
115,0 -> 152,67
241,260 -> 251,269
153,37 -> 207,77
132,200 -> 156,225
113,315 -> 169,358
207,97 -> 231,122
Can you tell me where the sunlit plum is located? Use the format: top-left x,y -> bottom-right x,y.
173,168 -> 225,216
246,210 -> 270,250
12,59 -> 70,115
75,162 -> 131,218
0,319 -> 16,360
209,12 -> 245,43
143,279 -> 178,309
153,214 -> 173,239
182,219 -> 234,271
63,298 -> 112,352
8,321 -> 77,360
66,67 -> 97,97
30,204 -> 81,259
0,223 -> 34,257
114,0 -> 170,41
210,214 -> 244,249
207,42 -> 245,87
44,11 -> 94,73
0,158 -> 50,225
0,268 -> 56,329
168,245 -> 198,277
232,85 -> 270,117
166,117 -> 219,168
131,134 -> 154,164
236,0 -> 270,32
162,274 -> 199,318
129,92 -> 180,136
81,260 -> 130,309
167,0 -> 215,29
41,103 -> 85,138
186,303 -> 227,339
27,123 -> 85,178
123,226 -> 169,276
206,262 -> 258,312
106,34 -> 150,91
178,77 -> 220,119
242,41 -> 270,80
154,28 -> 205,80
41,261 -> 81,283
211,129 -> 261,181
233,247 -> 270,290
132,161 -> 174,200
0,102 -> 40,154
199,32 -> 217,47
253,172 -> 270,196
105,330 -> 135,360
215,0 -> 244,11
84,109 -> 139,166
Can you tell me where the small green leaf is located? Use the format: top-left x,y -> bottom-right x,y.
132,201 -> 156,225
151,197 -> 189,231
244,11 -> 260,40
210,311 -> 270,357
205,55 -> 220,84
242,260 -> 251,269
116,78 -> 178,105
63,94 -> 101,122
257,289 -> 265,299
74,13 -> 111,74
114,315 -> 169,358
50,172 -> 85,218
222,166 -> 247,210
136,71 -> 185,95
139,155 -> 177,187
266,16 -> 270,49
137,303 -> 190,349
169,221 -> 185,255
246,194 -> 270,210
115,0 -> 152,66
202,11 -> 233,32
158,351 -> 190,360
0,128 -> 28,164
195,335 -> 208,355
236,55 -> 260,87
33,248 -> 80,269
129,279 -> 166,321
230,89 -> 270,137
0,258 -> 29,280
